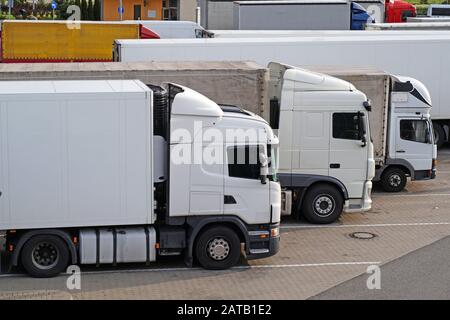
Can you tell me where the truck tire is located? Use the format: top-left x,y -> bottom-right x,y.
301,185 -> 344,224
381,167 -> 407,193
195,226 -> 241,270
434,123 -> 446,149
20,235 -> 69,278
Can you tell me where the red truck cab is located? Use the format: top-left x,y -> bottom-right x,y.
385,0 -> 416,23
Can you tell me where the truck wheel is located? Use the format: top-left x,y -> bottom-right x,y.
20,235 -> 69,278
381,167 -> 407,192
195,226 -> 241,270
301,185 -> 343,224
434,123 -> 446,149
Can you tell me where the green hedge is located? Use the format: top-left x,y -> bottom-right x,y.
415,4 -> 429,16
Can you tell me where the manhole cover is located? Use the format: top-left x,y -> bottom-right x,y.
349,232 -> 377,240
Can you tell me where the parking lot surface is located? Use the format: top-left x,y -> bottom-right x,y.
1,148 -> 449,300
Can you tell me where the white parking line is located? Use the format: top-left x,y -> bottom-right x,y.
372,193 -> 450,198
234,261 -> 380,269
0,261 -> 380,278
281,221 -> 450,229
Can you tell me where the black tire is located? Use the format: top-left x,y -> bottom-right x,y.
20,235 -> 69,278
195,226 -> 241,270
301,185 -> 344,224
434,123 -> 446,149
381,167 -> 407,193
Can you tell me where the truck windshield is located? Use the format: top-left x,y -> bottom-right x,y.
268,144 -> 279,182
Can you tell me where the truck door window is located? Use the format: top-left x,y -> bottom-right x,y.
227,145 -> 262,180
332,113 -> 361,140
400,120 -> 430,144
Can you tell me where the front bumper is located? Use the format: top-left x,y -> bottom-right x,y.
245,224 -> 280,260
343,181 -> 372,213
414,169 -> 436,181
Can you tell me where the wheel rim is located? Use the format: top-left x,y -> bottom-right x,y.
313,194 -> 335,217
207,237 -> 230,261
31,242 -> 59,270
389,174 -> 402,188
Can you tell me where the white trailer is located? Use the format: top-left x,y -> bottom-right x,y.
113,34 -> 450,147
367,22 -> 450,30
407,17 -> 450,23
210,29 -> 450,37
0,79 -> 280,277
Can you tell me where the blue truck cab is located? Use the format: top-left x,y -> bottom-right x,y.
351,2 -> 374,30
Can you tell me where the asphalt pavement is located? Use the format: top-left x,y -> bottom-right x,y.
311,235 -> 450,300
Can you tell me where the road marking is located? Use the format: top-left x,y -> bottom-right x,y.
281,221 -> 450,229
233,261 -> 380,269
372,193 -> 450,198
0,261 -> 381,278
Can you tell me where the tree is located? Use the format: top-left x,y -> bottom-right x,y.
87,0 -> 93,20
93,0 -> 100,20
80,0 -> 87,20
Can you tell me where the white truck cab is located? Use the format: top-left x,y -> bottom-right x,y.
381,76 -> 436,191
304,67 -> 437,192
167,85 -> 281,227
269,63 -> 374,223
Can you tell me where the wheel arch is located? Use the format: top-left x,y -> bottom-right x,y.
11,229 -> 78,267
382,160 -> 414,178
185,216 -> 249,267
279,173 -> 348,217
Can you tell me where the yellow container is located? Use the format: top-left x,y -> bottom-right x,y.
2,21 -> 140,61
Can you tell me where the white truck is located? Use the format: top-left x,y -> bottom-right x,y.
267,63 -> 374,222
0,79 -> 281,277
308,66 -> 437,192
112,33 -> 450,148
210,29 -> 450,37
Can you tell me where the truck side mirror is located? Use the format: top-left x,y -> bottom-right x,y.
358,112 -> 367,147
259,152 -> 269,184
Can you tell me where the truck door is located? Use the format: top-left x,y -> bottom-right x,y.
292,111 -> 330,177
224,144 -> 270,224
394,118 -> 434,173
188,142 -> 224,216
329,112 -> 369,199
